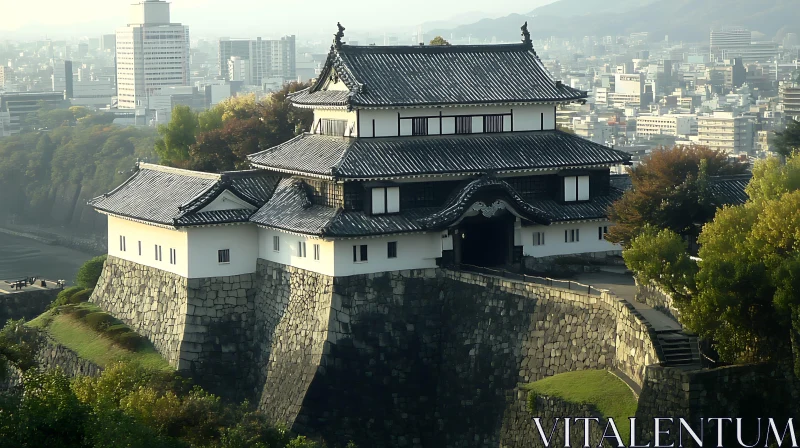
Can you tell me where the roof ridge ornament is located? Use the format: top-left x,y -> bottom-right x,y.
334,22 -> 346,50
521,21 -> 532,48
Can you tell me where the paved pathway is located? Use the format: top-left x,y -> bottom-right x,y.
568,269 -> 683,333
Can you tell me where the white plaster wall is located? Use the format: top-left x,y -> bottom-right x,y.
521,221 -> 620,258
358,104 -> 557,137
186,224 -> 259,278
333,232 -> 442,277
512,104 -> 557,131
312,109 -> 358,136
257,228 -> 336,276
107,215 -> 189,277
200,190 -> 256,212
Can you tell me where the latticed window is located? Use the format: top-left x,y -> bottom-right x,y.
483,114 -> 504,133
318,119 -> 347,136
412,117 -> 428,136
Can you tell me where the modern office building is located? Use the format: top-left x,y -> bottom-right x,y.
636,114 -> 697,138
116,0 -> 190,110
0,91 -> 66,134
710,28 -> 779,63
218,36 -> 296,85
780,82 -> 800,120
697,111 -> 754,154
51,60 -> 74,98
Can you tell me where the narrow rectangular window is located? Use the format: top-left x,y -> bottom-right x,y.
541,112 -> 544,130
533,232 -> 545,246
455,116 -> 472,134
386,187 -> 400,213
169,248 -> 177,265
564,176 -> 577,202
273,235 -> 280,252
565,230 -> 568,243
372,187 -> 386,214
575,229 -> 580,242
119,235 -> 126,251
599,226 -> 604,240
298,241 -> 306,258
387,241 -> 397,259
353,244 -> 368,263
154,245 -> 162,261
483,114 -> 504,133
138,241 -> 142,256
313,244 -> 320,261
578,175 -> 590,201
218,249 -> 230,263
411,117 -> 428,136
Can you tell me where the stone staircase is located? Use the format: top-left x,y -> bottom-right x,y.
656,331 -> 701,368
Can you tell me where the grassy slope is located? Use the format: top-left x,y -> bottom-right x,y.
524,370 -> 638,441
26,303 -> 171,372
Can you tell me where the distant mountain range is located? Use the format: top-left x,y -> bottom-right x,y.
428,0 -> 799,43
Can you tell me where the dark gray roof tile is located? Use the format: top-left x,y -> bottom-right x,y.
248,131 -> 630,179
295,43 -> 585,108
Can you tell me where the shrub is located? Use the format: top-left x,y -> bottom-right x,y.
76,255 -> 107,289
110,331 -> 144,351
69,288 -> 93,304
49,286 -> 85,310
83,312 -> 116,332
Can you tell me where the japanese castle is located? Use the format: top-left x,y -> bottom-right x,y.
90,23 -> 630,279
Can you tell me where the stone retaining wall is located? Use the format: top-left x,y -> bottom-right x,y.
0,288 -> 60,325
634,278 -> 681,323
1,334 -> 102,391
635,363 -> 800,447
500,389 -> 608,448
91,256 -> 188,367
90,258 -> 663,447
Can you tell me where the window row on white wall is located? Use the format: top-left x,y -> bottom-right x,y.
313,105 -> 557,138
523,222 -> 619,258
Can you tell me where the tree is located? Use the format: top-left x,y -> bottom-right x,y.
607,145 -> 748,247
429,36 -> 451,46
76,255 -> 107,289
155,105 -> 199,168
625,154 -> 800,369
773,119 -> 800,157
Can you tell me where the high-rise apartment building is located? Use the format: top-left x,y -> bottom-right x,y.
217,36 -> 296,85
780,82 -> 800,120
636,114 -> 697,138
0,66 -> 11,88
116,0 -> 190,110
698,111 -> 754,154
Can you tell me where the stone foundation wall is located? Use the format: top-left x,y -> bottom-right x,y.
247,263 -> 661,447
0,288 -> 60,325
1,335 -> 102,391
499,389 -> 608,448
90,257 -> 662,447
91,256 -> 188,367
636,363 -> 800,447
634,278 -> 681,323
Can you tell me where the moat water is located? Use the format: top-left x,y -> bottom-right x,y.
0,232 -> 92,284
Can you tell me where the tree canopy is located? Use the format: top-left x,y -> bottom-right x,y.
156,82 -> 313,172
774,119 -> 800,157
607,145 -> 748,247
624,154 -> 800,370
429,36 -> 451,46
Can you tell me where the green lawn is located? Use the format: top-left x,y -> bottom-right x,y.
27,303 -> 172,373
524,369 -> 638,441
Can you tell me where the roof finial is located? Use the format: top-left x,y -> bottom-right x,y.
521,21 -> 532,47
334,22 -> 346,50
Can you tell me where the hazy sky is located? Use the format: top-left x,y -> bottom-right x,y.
1,0 -> 557,40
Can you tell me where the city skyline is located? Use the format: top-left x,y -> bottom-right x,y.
0,0 -> 556,40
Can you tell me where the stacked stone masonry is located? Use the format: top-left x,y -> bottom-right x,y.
1,334 -> 102,391
0,288 -> 60,325
90,257 -> 663,447
500,389 -> 609,448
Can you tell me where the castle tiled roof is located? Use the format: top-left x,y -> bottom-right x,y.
291,41 -> 586,109
89,164 -> 280,227
248,131 -> 631,180
250,175 -> 620,237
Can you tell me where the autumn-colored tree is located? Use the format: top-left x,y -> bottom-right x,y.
607,145 -> 748,247
429,36 -> 451,46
